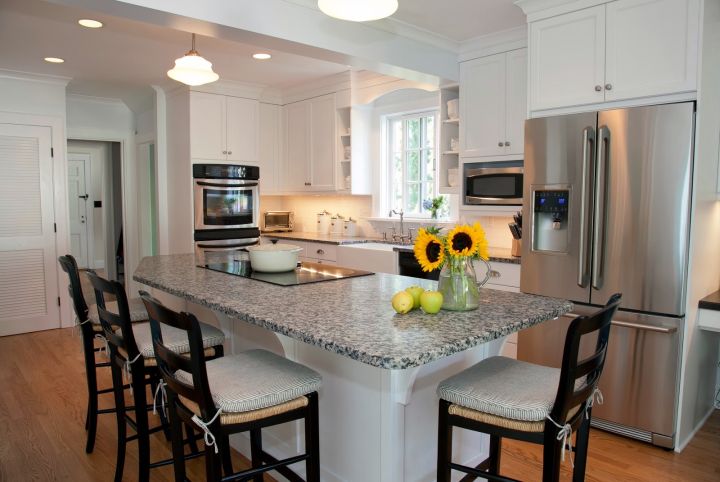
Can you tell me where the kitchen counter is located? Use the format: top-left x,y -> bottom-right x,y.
393,244 -> 520,265
134,254 -> 566,369
699,290 -> 720,311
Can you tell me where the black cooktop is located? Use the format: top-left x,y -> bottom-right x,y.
201,260 -> 374,286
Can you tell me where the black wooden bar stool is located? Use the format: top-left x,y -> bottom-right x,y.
436,294 -> 622,482
86,272 -> 226,482
58,254 -> 149,454
141,292 -> 322,482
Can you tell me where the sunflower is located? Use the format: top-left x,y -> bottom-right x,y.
414,228 -> 445,272
473,222 -> 490,261
446,224 -> 481,257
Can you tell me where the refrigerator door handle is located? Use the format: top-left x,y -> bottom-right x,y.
578,126 -> 595,288
564,313 -> 677,334
592,125 -> 610,290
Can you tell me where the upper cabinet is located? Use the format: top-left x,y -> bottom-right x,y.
189,91 -> 258,164
258,103 -> 281,194
529,0 -> 699,112
460,49 -> 527,158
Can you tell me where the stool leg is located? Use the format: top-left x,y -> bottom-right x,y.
542,426 -> 563,482
250,428 -> 263,482
167,392 -> 186,482
437,399 -> 453,482
220,433 -> 234,476
305,392 -> 320,482
132,369 -> 151,482
111,365 -> 127,482
489,434 -> 502,474
573,412 -> 592,482
205,428 -> 223,482
83,333 -> 99,453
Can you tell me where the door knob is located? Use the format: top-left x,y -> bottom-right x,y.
595,85 -> 602,92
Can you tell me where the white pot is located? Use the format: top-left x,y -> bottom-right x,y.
246,244 -> 302,273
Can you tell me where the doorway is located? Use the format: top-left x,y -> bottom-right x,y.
66,140 -> 124,282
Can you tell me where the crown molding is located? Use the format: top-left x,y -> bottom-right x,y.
515,0 -> 607,22
66,93 -> 128,107
459,26 -> 528,62
0,69 -> 71,86
190,78 -> 268,100
281,70 -> 351,105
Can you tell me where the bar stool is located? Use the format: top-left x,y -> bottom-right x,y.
140,292 -> 322,482
86,272 -> 226,482
436,294 -> 622,482
58,254 -> 149,454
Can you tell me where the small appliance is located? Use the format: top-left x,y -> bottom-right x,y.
464,161 -> 523,206
262,211 -> 294,232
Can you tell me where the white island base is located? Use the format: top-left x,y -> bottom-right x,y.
207,309 -> 503,482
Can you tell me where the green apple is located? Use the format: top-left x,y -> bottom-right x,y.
391,291 -> 414,314
420,290 -> 443,314
405,286 -> 425,309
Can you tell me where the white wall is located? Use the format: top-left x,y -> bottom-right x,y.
677,0 -> 720,451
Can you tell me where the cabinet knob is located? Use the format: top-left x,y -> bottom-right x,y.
222,150 -> 227,154
227,150 -> 232,155
504,141 -> 510,147
604,83 -> 613,91
594,85 -> 602,92
304,182 -> 311,186
317,249 -> 325,255
498,142 -> 503,147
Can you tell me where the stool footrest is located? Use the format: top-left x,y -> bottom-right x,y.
450,460 -> 520,482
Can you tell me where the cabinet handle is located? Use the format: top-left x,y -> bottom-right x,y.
594,85 -> 602,92
504,141 -> 510,147
317,249 -> 325,255
604,83 -> 613,91
304,182 -> 311,186
498,142 -> 503,147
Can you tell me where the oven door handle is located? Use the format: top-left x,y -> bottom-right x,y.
196,239 -> 259,249
196,181 -> 258,188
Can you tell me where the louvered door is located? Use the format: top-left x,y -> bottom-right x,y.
0,124 -> 59,336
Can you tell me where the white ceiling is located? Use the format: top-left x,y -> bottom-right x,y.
392,0 -> 526,42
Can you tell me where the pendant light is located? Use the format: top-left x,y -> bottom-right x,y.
317,0 -> 398,22
167,34 -> 219,86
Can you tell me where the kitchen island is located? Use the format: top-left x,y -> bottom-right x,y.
134,254 -> 571,482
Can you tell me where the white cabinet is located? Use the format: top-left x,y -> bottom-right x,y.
529,0 -> 699,112
282,94 -> 336,192
336,245 -> 398,274
189,91 -> 258,164
258,103 -> 281,194
460,49 -> 527,158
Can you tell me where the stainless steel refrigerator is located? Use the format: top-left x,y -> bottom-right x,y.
519,102 -> 695,449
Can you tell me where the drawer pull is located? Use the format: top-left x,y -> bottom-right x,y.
489,270 -> 501,278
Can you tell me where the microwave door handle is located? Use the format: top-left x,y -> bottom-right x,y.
196,181 -> 259,188
578,127 -> 595,288
592,125 -> 610,290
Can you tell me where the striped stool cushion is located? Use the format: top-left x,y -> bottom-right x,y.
88,298 -> 148,325
130,321 -> 226,358
176,349 -> 322,413
437,356 -> 561,422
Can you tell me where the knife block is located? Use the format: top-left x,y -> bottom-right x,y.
511,238 -> 522,257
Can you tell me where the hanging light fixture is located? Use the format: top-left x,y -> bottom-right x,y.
167,33 -> 219,86
317,0 -> 398,22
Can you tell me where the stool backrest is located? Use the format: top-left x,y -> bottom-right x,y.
140,292 -> 216,420
550,293 -> 622,426
86,271 -> 141,364
58,254 -> 90,326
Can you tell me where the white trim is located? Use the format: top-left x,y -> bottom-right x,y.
675,404 -> 715,453
515,0 -> 610,22
66,93 -> 127,106
0,68 -> 70,86
459,27 -> 528,62
529,91 -> 697,118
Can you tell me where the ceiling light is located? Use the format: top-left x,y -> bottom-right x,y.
318,0 -> 398,22
44,57 -> 64,63
167,33 -> 219,86
78,19 -> 103,28
253,53 -> 272,60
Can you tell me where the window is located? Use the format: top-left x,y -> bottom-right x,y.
387,111 -> 441,217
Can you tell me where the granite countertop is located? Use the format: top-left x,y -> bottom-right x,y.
699,290 -> 720,311
263,232 -> 520,264
134,254 -> 569,370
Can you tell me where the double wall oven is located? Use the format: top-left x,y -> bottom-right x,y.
193,164 -> 261,255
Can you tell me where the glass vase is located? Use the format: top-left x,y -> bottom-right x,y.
437,257 -> 480,311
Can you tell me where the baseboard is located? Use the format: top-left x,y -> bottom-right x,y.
675,406 -> 716,453
93,259 -> 105,269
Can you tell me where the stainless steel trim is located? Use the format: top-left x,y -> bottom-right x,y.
578,126 -> 595,288
193,178 -> 260,231
196,180 -> 258,188
592,125 -> 610,290
465,196 -> 523,205
196,238 -> 259,248
465,166 -> 523,177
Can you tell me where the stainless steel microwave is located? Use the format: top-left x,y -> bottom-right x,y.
464,161 -> 523,206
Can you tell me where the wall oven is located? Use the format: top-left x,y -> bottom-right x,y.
464,161 -> 523,206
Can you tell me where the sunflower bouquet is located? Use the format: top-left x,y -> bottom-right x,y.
413,223 -> 490,311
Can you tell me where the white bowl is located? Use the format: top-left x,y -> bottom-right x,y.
246,244 -> 302,273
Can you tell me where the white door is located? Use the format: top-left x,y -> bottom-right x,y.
504,49 -> 528,156
226,96 -> 259,164
0,124 -> 60,336
309,94 -> 336,191
67,156 -> 90,268
529,5 -> 606,111
604,0 -> 699,102
460,52 -> 507,157
190,91 -> 226,161
283,101 -> 310,191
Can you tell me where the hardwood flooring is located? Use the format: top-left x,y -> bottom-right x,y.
0,326 -> 718,481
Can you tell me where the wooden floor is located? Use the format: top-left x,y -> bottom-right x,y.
0,327 -> 719,481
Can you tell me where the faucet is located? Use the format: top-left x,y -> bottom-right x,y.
389,209 -> 412,244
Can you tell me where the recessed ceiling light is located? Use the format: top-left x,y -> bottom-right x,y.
253,53 -> 272,60
44,57 -> 64,63
78,19 -> 103,28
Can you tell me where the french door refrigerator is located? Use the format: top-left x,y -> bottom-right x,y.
519,102 -> 695,448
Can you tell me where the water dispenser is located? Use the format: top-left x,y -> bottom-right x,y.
532,188 -> 570,253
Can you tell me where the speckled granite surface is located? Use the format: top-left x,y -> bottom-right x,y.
393,244 -> 520,265
134,254 -> 570,370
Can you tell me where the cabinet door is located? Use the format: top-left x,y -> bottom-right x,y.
190,92 -> 226,160
605,0 -> 699,101
460,53 -> 507,157
505,49 -> 527,156
309,94 -> 336,191
283,101 -> 310,191
226,96 -> 259,164
529,5 -> 606,111
258,103 -> 280,194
